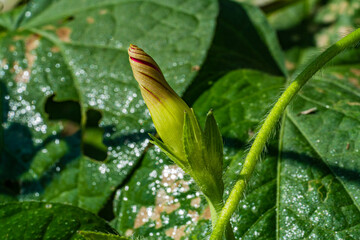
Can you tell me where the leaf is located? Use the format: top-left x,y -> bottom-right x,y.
0,0 -> 218,213
0,201 -> 118,240
183,0 -> 287,104
266,0 -> 320,30
113,147 -> 211,239
278,65 -> 360,239
314,0 -> 360,47
78,231 -> 128,240
278,0 -> 360,74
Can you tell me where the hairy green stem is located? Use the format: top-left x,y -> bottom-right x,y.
210,28 -> 360,240
207,198 -> 236,240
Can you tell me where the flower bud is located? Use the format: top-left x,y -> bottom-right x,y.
128,45 -> 226,219
128,44 -> 192,160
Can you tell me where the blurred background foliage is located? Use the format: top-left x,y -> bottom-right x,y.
0,0 -> 360,239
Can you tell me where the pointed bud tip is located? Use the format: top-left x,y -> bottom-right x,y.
128,45 -> 161,73
128,44 -> 140,57
129,44 -> 138,51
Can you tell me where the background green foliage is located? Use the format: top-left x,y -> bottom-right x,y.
0,0 -> 359,239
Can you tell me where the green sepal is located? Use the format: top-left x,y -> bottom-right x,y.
203,109 -> 224,187
183,111 -> 204,172
148,133 -> 189,171
182,110 -> 223,204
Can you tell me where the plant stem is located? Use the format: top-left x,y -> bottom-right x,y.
210,28 -> 360,240
207,197 -> 236,240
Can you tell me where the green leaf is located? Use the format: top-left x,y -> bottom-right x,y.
279,0 -> 360,74
113,147 -> 211,239
0,0 -> 218,213
78,231 -> 128,240
183,0 -> 287,104
278,65 -> 360,239
0,201 -> 118,240
266,0 -> 320,30
314,0 -> 360,47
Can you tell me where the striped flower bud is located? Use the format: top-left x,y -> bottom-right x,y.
128,44 -> 193,161
128,45 -> 227,222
